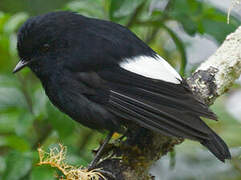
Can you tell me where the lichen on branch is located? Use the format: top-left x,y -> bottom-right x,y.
37,144 -> 107,180
188,26 -> 241,105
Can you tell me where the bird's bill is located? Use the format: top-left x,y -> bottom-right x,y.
13,59 -> 30,73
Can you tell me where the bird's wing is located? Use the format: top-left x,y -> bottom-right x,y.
75,57 -> 217,141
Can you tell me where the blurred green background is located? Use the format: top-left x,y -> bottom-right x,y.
0,0 -> 241,179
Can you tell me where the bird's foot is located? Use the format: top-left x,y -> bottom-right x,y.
90,169 -> 116,179
88,132 -> 113,170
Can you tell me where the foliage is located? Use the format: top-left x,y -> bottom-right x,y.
0,0 -> 241,179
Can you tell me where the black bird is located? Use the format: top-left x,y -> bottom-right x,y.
13,11 -> 231,166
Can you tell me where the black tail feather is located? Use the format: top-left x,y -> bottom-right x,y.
201,130 -> 231,162
100,69 -> 231,162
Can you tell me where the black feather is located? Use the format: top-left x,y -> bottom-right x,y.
98,67 -> 217,120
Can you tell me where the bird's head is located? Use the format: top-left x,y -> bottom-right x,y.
13,11 -> 82,76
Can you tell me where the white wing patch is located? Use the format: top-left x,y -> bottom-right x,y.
120,55 -> 182,84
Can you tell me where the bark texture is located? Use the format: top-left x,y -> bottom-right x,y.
97,26 -> 241,180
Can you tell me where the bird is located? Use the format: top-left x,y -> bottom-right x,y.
13,11 -> 231,167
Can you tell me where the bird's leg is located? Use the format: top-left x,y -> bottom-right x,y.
88,131 -> 113,170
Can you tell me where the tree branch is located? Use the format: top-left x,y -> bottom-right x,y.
187,26 -> 241,105
97,26 -> 241,180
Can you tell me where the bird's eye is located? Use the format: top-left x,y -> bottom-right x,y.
41,43 -> 50,52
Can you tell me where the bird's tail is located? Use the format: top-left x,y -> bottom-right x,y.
201,129 -> 231,162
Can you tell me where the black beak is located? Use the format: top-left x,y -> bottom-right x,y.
13,59 -> 30,73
